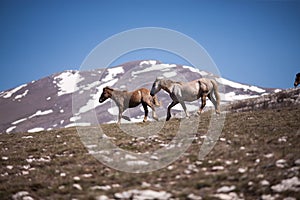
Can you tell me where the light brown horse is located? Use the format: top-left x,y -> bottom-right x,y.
294,73 -> 300,88
99,86 -> 160,124
150,77 -> 220,121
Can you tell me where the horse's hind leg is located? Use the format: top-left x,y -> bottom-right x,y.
208,93 -> 220,114
142,102 -> 149,122
179,101 -> 190,118
198,95 -> 207,114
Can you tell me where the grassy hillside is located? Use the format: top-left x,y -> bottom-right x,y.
1,95 -> 300,199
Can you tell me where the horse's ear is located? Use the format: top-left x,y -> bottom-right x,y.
104,86 -> 114,91
156,76 -> 164,81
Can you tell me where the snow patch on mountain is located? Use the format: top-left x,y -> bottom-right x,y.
139,60 -> 157,66
1,84 -> 27,99
12,118 -> 27,125
132,63 -> 177,76
14,89 -> 29,100
182,65 -> 209,76
224,92 -> 259,101
216,77 -> 266,93
54,71 -> 84,96
102,66 -> 124,82
6,126 -> 16,133
28,127 -> 44,133
28,109 -> 53,119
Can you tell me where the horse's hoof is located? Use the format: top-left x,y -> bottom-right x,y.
153,117 -> 159,121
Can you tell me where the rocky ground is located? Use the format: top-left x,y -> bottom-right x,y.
1,89 -> 300,200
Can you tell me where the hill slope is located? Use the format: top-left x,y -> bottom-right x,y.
0,89 -> 299,199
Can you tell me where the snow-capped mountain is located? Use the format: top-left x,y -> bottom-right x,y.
0,60 -> 279,134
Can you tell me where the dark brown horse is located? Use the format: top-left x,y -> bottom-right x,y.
294,73 -> 300,88
99,87 -> 160,124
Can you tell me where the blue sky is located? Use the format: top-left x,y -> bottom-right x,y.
0,0 -> 299,91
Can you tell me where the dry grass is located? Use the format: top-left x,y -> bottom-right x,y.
1,106 -> 300,199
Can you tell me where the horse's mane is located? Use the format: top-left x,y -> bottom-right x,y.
164,79 -> 182,85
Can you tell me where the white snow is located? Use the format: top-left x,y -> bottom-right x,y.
28,109 -> 53,119
6,126 -> 16,133
102,66 -> 124,82
64,122 -> 92,128
224,92 -> 259,101
54,71 -> 84,96
140,60 -> 157,66
14,89 -> 29,100
27,127 -> 44,133
163,71 -> 177,78
217,77 -> 266,93
70,115 -> 81,122
182,65 -> 209,76
12,118 -> 27,125
1,84 -> 27,98
77,78 -> 118,114
108,106 -> 119,115
132,63 -> 177,76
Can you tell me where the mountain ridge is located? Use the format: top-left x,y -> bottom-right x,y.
0,60 -> 282,134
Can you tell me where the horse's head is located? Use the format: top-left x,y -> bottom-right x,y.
294,73 -> 300,88
99,86 -> 113,103
150,77 -> 163,96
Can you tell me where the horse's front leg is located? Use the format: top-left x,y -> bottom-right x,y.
142,102 -> 149,122
117,106 -> 124,125
179,101 -> 190,118
198,95 -> 207,114
167,101 -> 178,121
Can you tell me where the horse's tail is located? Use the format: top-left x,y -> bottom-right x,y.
152,95 -> 161,107
211,79 -> 220,113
